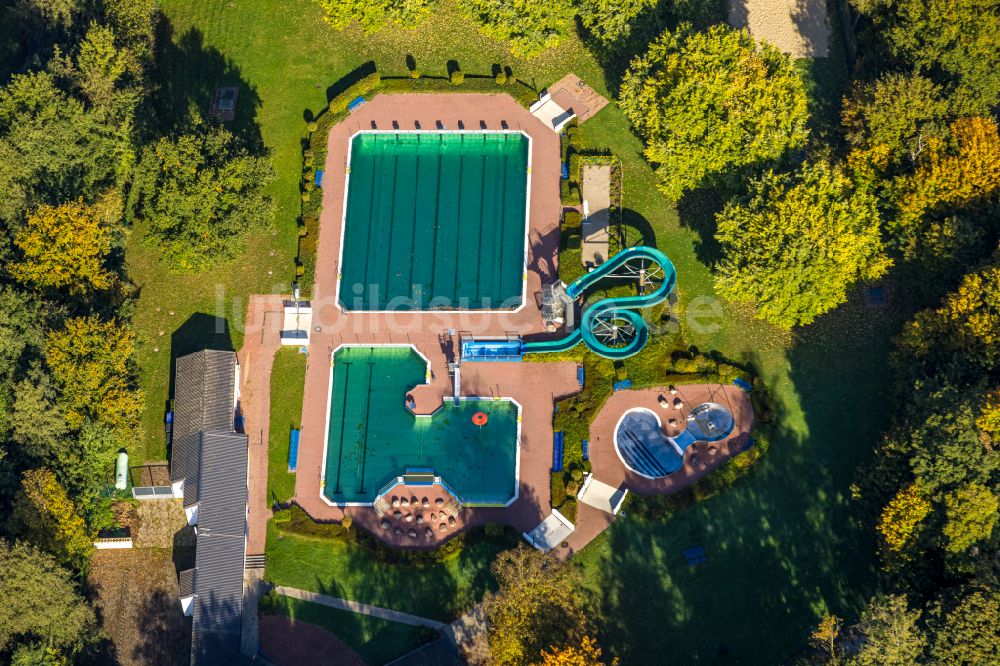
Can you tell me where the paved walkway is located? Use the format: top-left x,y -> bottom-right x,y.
274,586 -> 446,629
239,294 -> 284,556
545,74 -> 609,124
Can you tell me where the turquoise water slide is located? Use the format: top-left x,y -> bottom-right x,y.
522,246 -> 676,359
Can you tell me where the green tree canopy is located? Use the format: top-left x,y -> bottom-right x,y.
619,23 -> 808,199
0,540 -> 95,654
860,0 -> 1000,115
134,122 -> 275,271
0,71 -> 126,226
928,588 -> 1000,665
315,0 -> 434,32
849,595 -> 926,666
843,72 -> 950,166
714,160 -> 889,328
458,0 -> 574,59
942,483 -> 998,554
576,0 -> 657,46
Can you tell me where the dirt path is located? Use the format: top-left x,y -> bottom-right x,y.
728,0 -> 829,57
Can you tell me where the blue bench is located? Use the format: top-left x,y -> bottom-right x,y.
552,431 -> 565,472
733,377 -> 752,393
561,163 -> 569,180
288,428 -> 300,472
347,96 -> 366,112
314,169 -> 324,187
582,439 -> 589,461
577,365 -> 585,388
612,379 -> 633,392
683,546 -> 708,566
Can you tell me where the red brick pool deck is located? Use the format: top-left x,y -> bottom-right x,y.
291,93 -> 578,545
244,93 -> 756,557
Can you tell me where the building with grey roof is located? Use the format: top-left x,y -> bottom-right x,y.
171,350 -> 250,665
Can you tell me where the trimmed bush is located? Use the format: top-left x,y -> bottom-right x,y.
562,210 -> 582,230
410,69 -> 421,79
495,72 -> 507,85
306,121 -> 318,133
560,179 -> 581,205
485,522 -> 505,537
570,468 -> 583,482
551,473 -> 567,507
341,515 -> 352,530
450,70 -> 464,85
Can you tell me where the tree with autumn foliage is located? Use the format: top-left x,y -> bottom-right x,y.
536,636 -> 617,666
45,316 -> 141,432
485,546 -> 590,666
8,199 -> 114,294
877,484 -> 931,555
9,468 -> 94,568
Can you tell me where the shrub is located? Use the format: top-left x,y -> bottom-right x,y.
485,522 -> 505,538
341,515 -> 352,530
560,180 -> 581,205
410,69 -> 421,79
295,265 -> 305,276
496,72 -> 507,85
551,473 -> 567,507
566,480 -> 579,496
570,468 -> 583,482
306,121 -> 318,133
303,149 -> 314,167
329,71 -> 382,113
569,153 -> 583,183
562,210 -> 582,230
558,498 -> 577,523
450,70 -> 464,85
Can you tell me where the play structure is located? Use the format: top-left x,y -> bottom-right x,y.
461,246 -> 675,361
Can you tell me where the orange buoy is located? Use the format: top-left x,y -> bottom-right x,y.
472,411 -> 489,426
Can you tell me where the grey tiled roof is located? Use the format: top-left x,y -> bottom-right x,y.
170,349 -> 238,506
169,350 -> 249,666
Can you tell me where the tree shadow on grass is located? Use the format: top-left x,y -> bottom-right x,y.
151,13 -> 264,151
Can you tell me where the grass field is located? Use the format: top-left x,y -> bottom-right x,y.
264,522 -> 512,622
268,348 -> 307,504
260,595 -> 432,665
148,1 -> 897,662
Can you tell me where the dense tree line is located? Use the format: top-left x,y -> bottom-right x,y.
0,0 -> 274,661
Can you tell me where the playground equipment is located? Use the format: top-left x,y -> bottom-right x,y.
461,246 -> 676,361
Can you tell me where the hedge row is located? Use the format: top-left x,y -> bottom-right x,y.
329,72 -> 382,113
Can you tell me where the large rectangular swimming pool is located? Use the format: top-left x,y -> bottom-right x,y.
338,132 -> 529,311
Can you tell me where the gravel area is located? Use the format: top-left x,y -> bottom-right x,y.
728,0 -> 829,57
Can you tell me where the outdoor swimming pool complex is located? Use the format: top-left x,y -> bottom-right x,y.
339,132 -> 529,311
322,346 -> 519,505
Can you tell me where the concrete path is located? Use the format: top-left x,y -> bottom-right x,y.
274,586 -> 447,629
581,164 -> 611,267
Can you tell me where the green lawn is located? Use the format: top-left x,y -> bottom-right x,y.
260,595 -> 432,665
265,522 -> 512,622
149,1 -> 896,662
268,348 -> 307,504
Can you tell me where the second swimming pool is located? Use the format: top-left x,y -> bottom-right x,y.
323,346 -> 519,505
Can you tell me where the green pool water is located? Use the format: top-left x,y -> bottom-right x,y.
339,132 -> 529,311
323,346 -> 519,505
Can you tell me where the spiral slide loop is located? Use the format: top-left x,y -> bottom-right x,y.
522,246 -> 676,359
